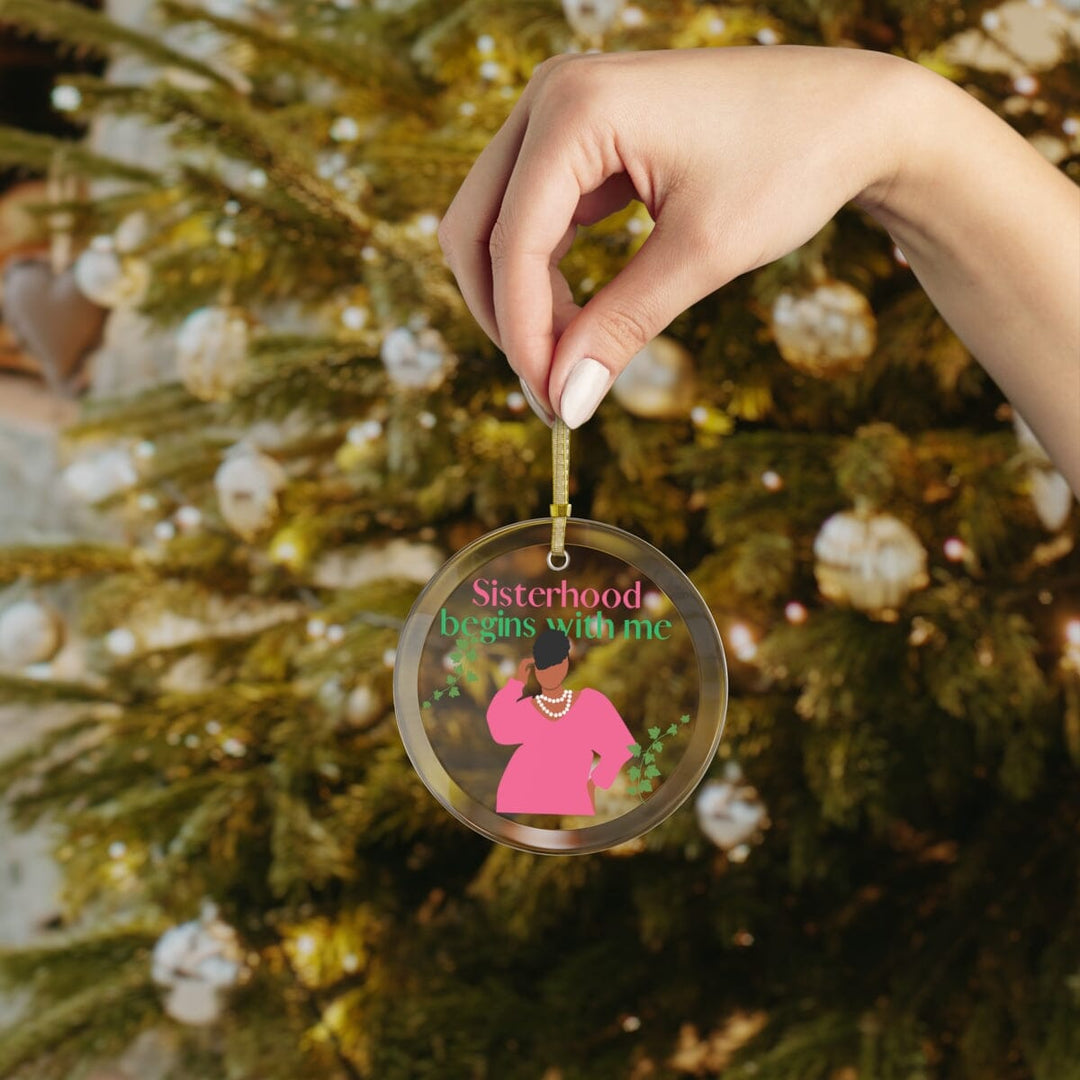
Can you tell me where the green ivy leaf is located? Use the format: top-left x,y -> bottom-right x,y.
627,783 -> 639,796
651,741 -> 664,754
666,723 -> 680,737
639,780 -> 653,793
450,651 -> 462,662
648,726 -> 661,740
680,714 -> 690,724
433,689 -> 444,700
466,671 -> 479,682
455,637 -> 470,649
628,743 -> 642,757
628,766 -> 641,781
448,685 -> 460,698
446,674 -> 458,684
422,701 -> 432,709
644,764 -> 660,779
643,752 -> 655,765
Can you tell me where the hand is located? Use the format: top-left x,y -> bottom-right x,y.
438,45 -> 907,428
516,657 -> 535,683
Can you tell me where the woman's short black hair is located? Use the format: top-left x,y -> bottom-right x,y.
532,629 -> 571,669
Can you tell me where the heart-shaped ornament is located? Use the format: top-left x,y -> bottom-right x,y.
2,256 -> 107,395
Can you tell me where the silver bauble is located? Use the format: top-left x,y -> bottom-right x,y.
813,510 -> 929,614
772,280 -> 876,377
214,447 -> 287,539
345,683 -> 382,728
611,335 -> 696,420
695,774 -> 768,852
0,599 -> 64,667
379,324 -> 452,390
152,902 -> 244,1027
74,246 -> 150,309
1013,412 -> 1075,531
177,307 -> 251,402
1029,468 -> 1073,532
63,447 -> 137,503
562,0 -> 624,40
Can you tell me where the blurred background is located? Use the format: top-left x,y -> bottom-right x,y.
0,1 -> 1078,1078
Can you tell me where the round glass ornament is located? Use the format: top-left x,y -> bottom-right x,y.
394,517 -> 727,854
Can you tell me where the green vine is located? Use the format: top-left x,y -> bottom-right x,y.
626,713 -> 690,798
421,636 -> 478,709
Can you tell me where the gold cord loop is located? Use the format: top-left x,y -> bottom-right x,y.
548,418 -> 571,572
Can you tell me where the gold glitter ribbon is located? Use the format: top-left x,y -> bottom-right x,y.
548,418 -> 571,571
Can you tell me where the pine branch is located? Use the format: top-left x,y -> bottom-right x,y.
158,0 -> 430,111
144,83 -> 371,232
0,125 -> 159,185
0,543 -> 133,584
0,952 -> 157,1076
0,0 -> 234,88
0,674 -> 110,705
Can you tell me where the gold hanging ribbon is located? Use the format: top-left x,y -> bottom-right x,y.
548,418 -> 571,571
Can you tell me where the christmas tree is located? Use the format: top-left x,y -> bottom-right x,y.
0,1 -> 1078,1077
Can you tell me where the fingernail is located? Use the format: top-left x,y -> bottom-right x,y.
559,357 -> 610,429
519,377 -> 554,426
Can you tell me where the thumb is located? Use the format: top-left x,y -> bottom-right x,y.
549,208 -> 721,429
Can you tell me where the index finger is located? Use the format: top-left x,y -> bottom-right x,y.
490,113 -> 610,403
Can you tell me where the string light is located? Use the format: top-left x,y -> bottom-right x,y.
51,84 -> 82,112
1013,74 -> 1039,97
176,506 -> 202,531
784,601 -> 808,625
943,537 -> 967,561
106,628 -> 137,657
729,623 -> 757,662
761,470 -> 783,492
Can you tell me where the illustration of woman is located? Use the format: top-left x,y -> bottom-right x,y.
486,629 -> 635,816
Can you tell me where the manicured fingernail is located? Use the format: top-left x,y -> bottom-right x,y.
519,377 -> 554,426
559,357 -> 610,429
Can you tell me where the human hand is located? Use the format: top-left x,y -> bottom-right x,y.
438,45 -> 909,428
516,657 -> 535,683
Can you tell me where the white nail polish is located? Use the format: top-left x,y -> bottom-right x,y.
519,377 -> 553,426
559,358 -> 610,429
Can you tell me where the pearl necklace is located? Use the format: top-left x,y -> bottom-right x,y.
534,688 -> 573,718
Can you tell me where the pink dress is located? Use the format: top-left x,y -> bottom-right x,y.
487,679 -> 636,815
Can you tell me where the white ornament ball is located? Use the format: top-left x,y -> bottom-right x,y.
813,510 -> 929,614
114,211 -> 150,254
214,448 -> 287,540
152,903 -> 244,1027
161,979 -> 222,1026
379,324 -> 452,390
106,627 -> 138,657
63,448 -> 137,503
74,246 -> 150,308
345,683 -> 381,728
1013,413 -> 1075,530
51,84 -> 82,112
771,280 -> 876,377
695,777 -> 768,852
1029,467 -> 1074,531
562,0 -> 624,40
0,600 -> 64,667
176,307 -> 251,402
611,335 -> 697,420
